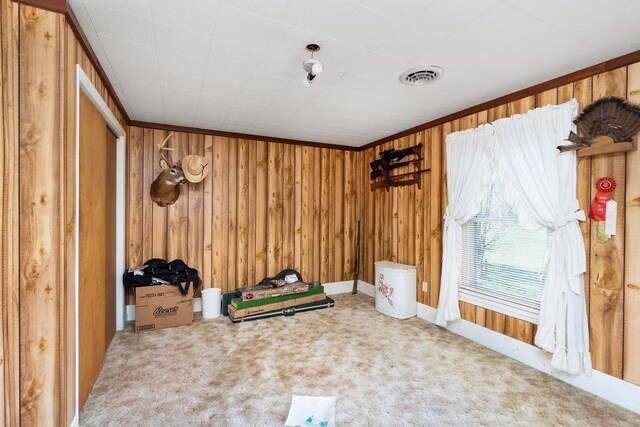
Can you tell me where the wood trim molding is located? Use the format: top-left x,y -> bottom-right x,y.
360,49 -> 640,151
65,7 -> 131,124
11,0 -> 66,14
129,120 -> 360,151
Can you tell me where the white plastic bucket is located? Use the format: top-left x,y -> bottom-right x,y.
201,287 -> 222,319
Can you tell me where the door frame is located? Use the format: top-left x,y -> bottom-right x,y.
73,64 -> 126,420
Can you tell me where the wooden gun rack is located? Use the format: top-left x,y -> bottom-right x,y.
370,144 -> 429,191
370,169 -> 430,191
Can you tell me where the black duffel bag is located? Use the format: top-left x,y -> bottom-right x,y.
123,258 -> 200,295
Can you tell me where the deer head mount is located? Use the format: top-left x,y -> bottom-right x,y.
150,133 -> 186,207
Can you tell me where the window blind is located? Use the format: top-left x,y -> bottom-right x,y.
459,172 -> 548,322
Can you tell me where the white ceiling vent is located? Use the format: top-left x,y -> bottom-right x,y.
399,66 -> 444,86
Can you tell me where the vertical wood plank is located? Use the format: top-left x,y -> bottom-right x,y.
126,127 -> 143,267
624,62 -> 640,385
255,141 -> 268,282
356,151 -> 366,282
590,67 -> 626,377
19,7 -> 64,423
328,151 -> 336,281
246,140 -> 257,285
166,132 -> 188,261
294,146 -> 302,272
405,134 -> 416,269
373,147 -> 384,271
202,135 -> 213,289
141,128 -> 155,261
151,130 -> 168,259
558,83 -> 574,104
1,1 -> 20,423
344,151 -> 357,281
312,147 -> 322,280
267,143 -> 283,277
211,136 -> 228,291
282,143 -> 295,269
409,132 -> 429,304
382,143 -> 397,260
383,142 -> 394,262
227,138 -> 237,289
64,21 -> 78,423
392,139 -> 400,263
536,88 -> 558,107
504,320 -> 534,343
236,139 -> 249,288
320,148 -> 331,282
506,96 -> 535,117
300,146 -> 313,280
419,129 -> 430,304
365,147 -> 376,283
429,126 -> 443,308
187,133 -> 204,296
334,151 -> 345,280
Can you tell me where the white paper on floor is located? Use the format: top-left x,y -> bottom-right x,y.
284,395 -> 336,427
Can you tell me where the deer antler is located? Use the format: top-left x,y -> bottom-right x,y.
157,132 -> 175,165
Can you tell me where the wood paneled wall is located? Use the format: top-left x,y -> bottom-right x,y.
360,62 -> 640,385
7,4 -> 129,425
126,127 -> 360,296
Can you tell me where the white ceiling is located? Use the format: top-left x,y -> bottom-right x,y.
69,0 -> 640,147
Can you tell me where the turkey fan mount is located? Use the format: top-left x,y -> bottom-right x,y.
557,97 -> 640,157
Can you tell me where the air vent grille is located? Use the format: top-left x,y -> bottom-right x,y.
399,66 -> 444,86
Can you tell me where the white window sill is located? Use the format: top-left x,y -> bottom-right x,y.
458,287 -> 540,324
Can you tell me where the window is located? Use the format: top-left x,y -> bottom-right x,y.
459,171 -> 549,323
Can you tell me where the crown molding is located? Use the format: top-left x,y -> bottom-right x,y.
12,0 -> 67,13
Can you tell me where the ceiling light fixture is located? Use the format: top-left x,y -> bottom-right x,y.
302,44 -> 323,87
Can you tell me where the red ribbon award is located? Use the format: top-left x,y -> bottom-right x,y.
588,177 -> 616,221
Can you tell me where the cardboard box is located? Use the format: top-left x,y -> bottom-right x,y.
237,281 -> 309,301
134,284 -> 194,332
228,292 -> 327,319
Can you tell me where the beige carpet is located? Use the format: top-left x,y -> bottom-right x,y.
80,293 -> 638,426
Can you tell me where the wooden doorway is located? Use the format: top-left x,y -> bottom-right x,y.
78,91 -> 117,408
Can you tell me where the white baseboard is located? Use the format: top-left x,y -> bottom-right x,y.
322,280 -> 375,297
322,280 -> 354,295
125,280 -> 375,322
357,279 -> 375,297
416,302 -> 640,414
70,415 -> 78,427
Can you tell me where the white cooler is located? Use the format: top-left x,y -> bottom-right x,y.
374,261 -> 417,319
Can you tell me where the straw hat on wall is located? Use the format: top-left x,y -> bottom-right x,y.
182,155 -> 210,183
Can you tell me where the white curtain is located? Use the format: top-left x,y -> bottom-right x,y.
435,124 -> 494,326
491,99 -> 592,375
